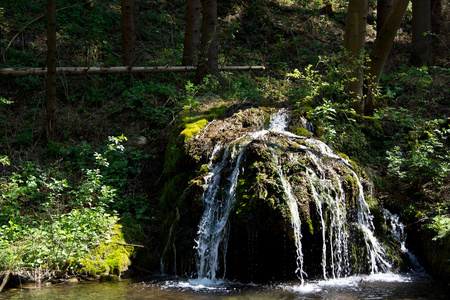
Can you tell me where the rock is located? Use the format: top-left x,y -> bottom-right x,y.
161,106 -> 406,282
65,277 -> 79,284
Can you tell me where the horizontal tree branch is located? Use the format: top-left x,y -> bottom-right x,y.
0,65 -> 266,77
115,242 -> 145,248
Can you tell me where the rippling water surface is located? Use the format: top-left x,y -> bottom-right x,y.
1,273 -> 448,300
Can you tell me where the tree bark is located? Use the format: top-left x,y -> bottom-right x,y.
182,0 -> 202,66
343,0 -> 368,114
195,0 -> 222,83
410,0 -> 433,66
46,0 -> 57,141
377,0 -> 393,33
367,0 -> 410,113
121,0 -> 136,66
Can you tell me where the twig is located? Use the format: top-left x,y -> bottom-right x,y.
115,242 -> 145,248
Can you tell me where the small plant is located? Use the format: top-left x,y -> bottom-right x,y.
428,215 -> 450,241
182,81 -> 201,110
427,204 -> 450,241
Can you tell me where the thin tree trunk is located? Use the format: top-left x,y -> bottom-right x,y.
46,0 -> 57,141
182,0 -> 201,66
410,0 -> 433,66
343,0 -> 368,114
377,0 -> 393,33
121,0 -> 136,66
195,0 -> 222,83
367,0 -> 410,113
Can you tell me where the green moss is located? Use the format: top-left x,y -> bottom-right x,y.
315,124 -> 324,137
181,105 -> 227,124
338,152 -> 360,173
160,173 -> 188,207
164,144 -> 183,175
362,116 -> 384,136
100,274 -> 119,281
307,218 -> 314,235
78,224 -> 133,276
302,105 -> 314,120
206,106 -> 226,119
179,119 -> 208,141
291,126 -> 312,137
198,164 -> 210,175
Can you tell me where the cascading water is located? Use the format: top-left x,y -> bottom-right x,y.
195,130 -> 268,281
383,209 -> 424,272
193,108 -> 406,283
274,152 -> 306,282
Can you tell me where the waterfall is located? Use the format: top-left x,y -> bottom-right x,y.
383,209 -> 424,272
274,152 -> 306,282
195,142 -> 245,280
195,129 -> 269,281
193,108 -> 403,282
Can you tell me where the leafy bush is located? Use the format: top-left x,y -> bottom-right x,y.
0,136 -> 144,272
428,215 -> 450,241
386,119 -> 449,183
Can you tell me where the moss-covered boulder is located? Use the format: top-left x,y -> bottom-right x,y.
77,224 -> 133,277
160,106 -> 406,282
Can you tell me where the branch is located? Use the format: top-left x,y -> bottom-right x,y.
115,242 -> 145,248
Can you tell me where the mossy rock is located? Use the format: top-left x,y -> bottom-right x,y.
337,152 -> 360,174
180,105 -> 227,124
291,126 -> 312,137
179,119 -> 208,142
301,105 -> 314,119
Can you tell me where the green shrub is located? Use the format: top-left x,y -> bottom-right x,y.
0,136 -> 144,273
386,119 -> 449,182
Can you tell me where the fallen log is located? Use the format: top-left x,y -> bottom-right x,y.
0,65 -> 266,77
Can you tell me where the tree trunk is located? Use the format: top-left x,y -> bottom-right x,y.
195,0 -> 222,83
121,0 -> 136,66
182,0 -> 202,66
410,0 -> 433,66
343,0 -> 368,114
46,0 -> 57,141
377,0 -> 393,33
367,0 -> 410,113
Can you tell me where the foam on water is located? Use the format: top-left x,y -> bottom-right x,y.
282,272 -> 415,294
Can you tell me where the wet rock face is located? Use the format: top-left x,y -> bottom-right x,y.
162,107 -> 405,282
